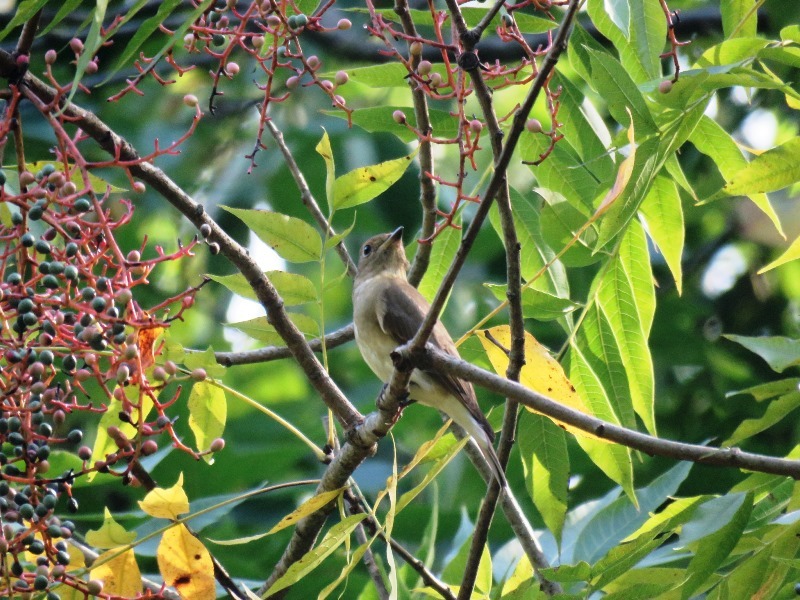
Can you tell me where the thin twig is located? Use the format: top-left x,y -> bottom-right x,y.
264,117 -> 357,277
393,0 -> 437,286
212,323 -> 354,366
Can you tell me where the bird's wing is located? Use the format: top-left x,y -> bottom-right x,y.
377,283 -> 495,442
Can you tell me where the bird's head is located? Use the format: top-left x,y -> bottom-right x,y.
355,227 -> 409,281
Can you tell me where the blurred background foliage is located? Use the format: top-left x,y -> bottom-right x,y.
3,0 -> 799,594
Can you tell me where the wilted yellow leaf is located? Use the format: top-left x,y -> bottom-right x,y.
477,325 -> 593,436
139,473 -> 190,519
137,326 -> 164,369
90,548 -> 143,597
85,507 -> 137,548
157,524 -> 215,600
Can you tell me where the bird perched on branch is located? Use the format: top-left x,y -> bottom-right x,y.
352,227 -> 506,488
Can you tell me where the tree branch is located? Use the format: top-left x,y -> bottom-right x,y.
426,347 -> 800,479
0,55 -> 364,432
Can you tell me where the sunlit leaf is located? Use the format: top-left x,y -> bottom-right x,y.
477,326 -> 593,436
316,129 -> 335,209
85,508 -> 137,549
139,473 -> 190,519
690,115 -> 783,236
640,176 -> 684,293
596,220 -> 656,433
585,49 -> 658,133
227,313 -> 319,344
485,284 -> 580,321
208,270 -> 317,305
680,493 -> 753,598
157,524 -> 215,600
188,381 -> 226,463
222,206 -> 322,262
333,148 -> 417,210
90,548 -> 143,597
759,234 -> 800,273
721,0 -> 758,38
518,411 -> 568,542
719,137 -> 800,198
183,346 -> 226,378
208,487 -> 346,545
264,514 -> 367,596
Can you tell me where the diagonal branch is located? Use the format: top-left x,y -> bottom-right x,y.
426,347 -> 800,479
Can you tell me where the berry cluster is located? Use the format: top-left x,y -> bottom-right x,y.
0,160 -> 200,595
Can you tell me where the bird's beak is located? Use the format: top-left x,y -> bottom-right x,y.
389,226 -> 404,243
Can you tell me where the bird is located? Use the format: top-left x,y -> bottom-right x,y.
352,226 -> 507,488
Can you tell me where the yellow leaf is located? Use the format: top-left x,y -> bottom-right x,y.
207,487 -> 346,545
90,548 -> 143,597
316,128 -> 335,208
157,524 -> 215,600
137,326 -> 164,370
85,507 -> 137,548
477,325 -> 594,437
267,487 -> 345,535
139,473 -> 190,519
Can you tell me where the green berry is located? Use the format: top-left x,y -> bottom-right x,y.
73,197 -> 91,212
21,233 -> 35,247
42,274 -> 60,289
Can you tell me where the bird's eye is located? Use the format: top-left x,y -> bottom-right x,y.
362,244 -> 372,257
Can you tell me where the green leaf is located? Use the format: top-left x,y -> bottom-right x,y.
695,37 -> 770,68
723,391 -> 800,446
574,305 -> 637,431
679,493 -> 753,599
64,0 -> 109,107
227,313 -> 319,344
586,48 -> 658,134
417,220 -> 460,303
485,284 -> 580,321
316,129 -> 335,210
719,137 -> 800,197
187,381 -> 227,462
721,0 -> 758,38
628,0 -> 668,80
222,206 -> 322,262
597,102 -> 705,248
324,214 -> 356,250
518,411 -> 569,543
264,513 -> 367,596
759,233 -> 800,274
572,462 -> 692,563
0,0 -> 50,42
208,271 -> 317,305
640,175 -> 684,293
40,0 -> 86,36
324,106 -> 458,143
333,148 -> 417,210
488,187 -> 570,296
596,221 -> 656,433
567,346 -> 635,503
553,73 -> 615,185
183,347 -> 226,378
539,189 -> 599,268
85,507 -> 137,549
724,334 -> 800,372
690,116 -> 783,235
441,535 -> 493,594
521,134 -> 601,213
100,0 -> 184,84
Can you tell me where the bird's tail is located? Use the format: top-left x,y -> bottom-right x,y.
472,430 -> 508,490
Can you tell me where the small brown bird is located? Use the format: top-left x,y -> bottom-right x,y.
352,227 -> 506,487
